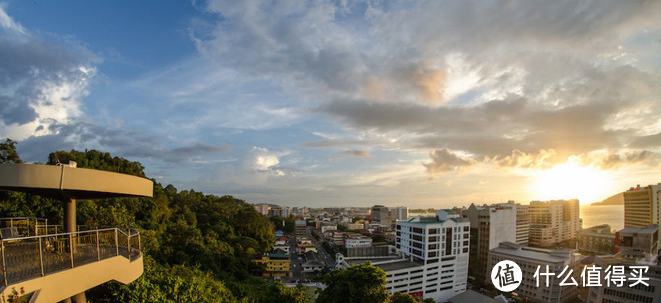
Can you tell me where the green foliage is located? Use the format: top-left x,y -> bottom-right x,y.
316,263 -> 389,303
96,256 -> 236,303
0,148 -> 306,303
47,149 -> 146,177
0,138 -> 22,163
269,215 -> 295,234
389,292 -> 431,303
371,234 -> 386,243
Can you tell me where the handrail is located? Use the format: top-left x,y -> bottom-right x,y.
0,226 -> 141,286
0,227 -> 140,242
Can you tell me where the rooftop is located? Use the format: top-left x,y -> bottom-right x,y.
619,224 -> 658,235
490,242 -> 581,264
449,290 -> 503,303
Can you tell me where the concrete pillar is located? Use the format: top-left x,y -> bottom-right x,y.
63,198 -> 76,233
63,198 -> 86,303
72,292 -> 86,303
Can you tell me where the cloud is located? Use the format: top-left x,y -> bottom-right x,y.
423,148 -> 476,175
489,150 -> 558,170
0,5 -> 98,140
339,150 -> 370,157
17,122 -> 231,165
581,150 -> 657,170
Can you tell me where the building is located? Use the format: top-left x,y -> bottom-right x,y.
462,203 -> 517,281
321,224 -> 337,233
586,254 -> 661,303
493,201 -> 530,246
624,184 -> 661,244
301,251 -> 325,276
448,290 -> 506,303
335,210 -> 470,302
342,222 -> 364,230
394,210 -> 470,301
274,237 -> 290,254
344,234 -> 373,248
528,200 -> 581,247
488,242 -> 585,303
390,206 -> 409,222
255,203 -> 270,215
615,224 -> 659,257
253,253 -> 291,277
578,224 -> 615,255
268,207 -> 283,217
371,205 -> 390,226
295,220 -> 307,236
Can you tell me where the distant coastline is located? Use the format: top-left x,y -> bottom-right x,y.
590,192 -> 623,206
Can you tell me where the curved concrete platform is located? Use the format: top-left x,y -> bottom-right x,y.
0,164 -> 153,200
0,253 -> 143,303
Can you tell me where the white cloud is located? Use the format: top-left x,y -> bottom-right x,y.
0,5 -> 97,140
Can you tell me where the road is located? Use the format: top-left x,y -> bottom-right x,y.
289,235 -> 302,281
308,227 -> 336,268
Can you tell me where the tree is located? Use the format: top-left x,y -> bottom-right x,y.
389,292 -> 435,303
0,138 -> 22,163
390,292 -> 419,303
316,263 -> 389,303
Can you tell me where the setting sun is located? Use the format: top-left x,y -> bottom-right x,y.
528,158 -> 614,204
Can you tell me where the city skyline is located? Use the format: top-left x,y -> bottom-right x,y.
1,1 -> 661,208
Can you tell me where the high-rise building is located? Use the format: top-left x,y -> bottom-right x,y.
336,210 -> 470,302
528,200 -> 581,247
512,202 -> 530,245
390,206 -> 409,222
462,203 -> 517,281
255,203 -> 270,215
488,242 -> 584,302
295,220 -> 307,236
624,184 -> 661,245
394,210 -> 470,301
371,205 -> 390,225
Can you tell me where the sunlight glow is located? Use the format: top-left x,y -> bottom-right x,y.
529,158 -> 614,204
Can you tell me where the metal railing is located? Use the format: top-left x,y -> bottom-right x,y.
0,226 -> 140,286
0,217 -> 48,237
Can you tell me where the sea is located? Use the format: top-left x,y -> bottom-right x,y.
580,204 -> 623,231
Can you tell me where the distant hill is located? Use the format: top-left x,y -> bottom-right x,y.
591,192 -> 624,206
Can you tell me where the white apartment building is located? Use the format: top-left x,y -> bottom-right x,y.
488,242 -> 584,303
394,210 -> 470,301
529,200 -> 581,247
336,210 -> 469,302
462,203 -> 517,281
497,201 -> 530,246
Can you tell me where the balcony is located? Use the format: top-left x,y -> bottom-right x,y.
0,219 -> 142,303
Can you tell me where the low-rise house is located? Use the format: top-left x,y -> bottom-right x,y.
578,224 -> 615,255
253,253 -> 291,278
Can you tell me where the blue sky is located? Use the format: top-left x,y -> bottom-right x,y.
2,0 -> 661,208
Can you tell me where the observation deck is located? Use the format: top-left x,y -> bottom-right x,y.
0,163 -> 153,303
0,220 -> 143,302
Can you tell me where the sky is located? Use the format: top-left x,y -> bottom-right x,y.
1,0 -> 661,208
